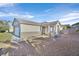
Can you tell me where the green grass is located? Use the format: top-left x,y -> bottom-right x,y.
0,33 -> 12,42
76,30 -> 79,32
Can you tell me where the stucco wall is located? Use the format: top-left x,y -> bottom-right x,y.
20,24 -> 41,32
20,24 -> 41,40
21,32 -> 41,40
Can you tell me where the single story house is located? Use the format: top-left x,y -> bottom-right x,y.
71,25 -> 79,32
72,25 -> 79,30
12,18 -> 62,41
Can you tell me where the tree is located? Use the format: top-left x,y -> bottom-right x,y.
63,25 -> 71,30
72,22 -> 79,26
0,20 -> 9,33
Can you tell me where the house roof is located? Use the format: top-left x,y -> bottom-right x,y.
13,18 -> 60,26
13,18 -> 41,26
41,21 -> 60,26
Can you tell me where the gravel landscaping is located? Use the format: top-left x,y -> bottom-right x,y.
1,29 -> 79,56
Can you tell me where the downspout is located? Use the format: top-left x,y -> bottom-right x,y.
19,24 -> 21,38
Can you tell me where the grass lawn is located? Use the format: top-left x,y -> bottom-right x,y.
0,42 -> 17,48
0,33 -> 14,48
0,33 -> 12,42
76,30 -> 79,32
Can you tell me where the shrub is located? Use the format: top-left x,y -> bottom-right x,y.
0,21 -> 9,33
0,26 -> 9,32
63,25 -> 71,30
76,30 -> 79,32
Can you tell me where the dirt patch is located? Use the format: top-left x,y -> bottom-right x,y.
26,37 -> 50,55
8,41 -> 39,56
0,42 -> 16,49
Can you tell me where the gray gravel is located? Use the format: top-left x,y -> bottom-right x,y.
4,29 -> 79,56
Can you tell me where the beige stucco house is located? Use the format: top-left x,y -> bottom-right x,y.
12,18 -> 62,41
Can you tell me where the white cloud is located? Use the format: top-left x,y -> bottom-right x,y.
0,3 -> 15,7
63,12 -> 79,18
59,12 -> 79,25
45,8 -> 53,12
24,14 -> 34,18
0,4 -> 34,19
59,16 -> 79,22
0,12 -> 34,19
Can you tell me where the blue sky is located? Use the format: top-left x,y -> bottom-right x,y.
0,3 -> 79,25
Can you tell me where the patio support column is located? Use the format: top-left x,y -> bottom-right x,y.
40,26 -> 43,35
48,26 -> 51,37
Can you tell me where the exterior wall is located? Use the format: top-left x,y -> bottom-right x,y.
55,22 -> 61,35
9,26 -> 13,32
50,22 -> 61,37
48,26 -> 51,33
21,24 -> 41,32
9,23 -> 13,32
41,26 -> 48,35
20,24 -> 41,40
13,20 -> 21,37
13,24 -> 20,37
44,26 -> 48,34
59,25 -> 63,31
50,26 -> 56,37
